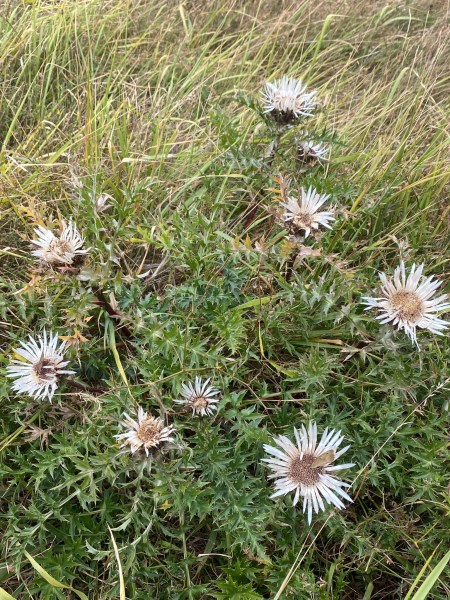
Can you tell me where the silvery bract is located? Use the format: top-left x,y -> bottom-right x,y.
297,140 -> 330,164
362,261 -> 450,346
7,330 -> 74,401
31,220 -> 88,265
174,377 -> 220,416
115,406 -> 175,456
263,422 -> 354,524
282,186 -> 335,238
262,76 -> 317,124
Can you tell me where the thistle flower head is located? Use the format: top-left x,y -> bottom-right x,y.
263,422 -> 354,524
115,407 -> 175,456
362,261 -> 450,346
282,186 -> 335,238
31,220 -> 88,265
297,140 -> 330,165
174,377 -> 220,416
262,76 -> 317,124
6,330 -> 74,401
92,193 -> 113,214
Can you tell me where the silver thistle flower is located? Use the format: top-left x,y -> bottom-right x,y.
91,193 -> 113,214
362,261 -> 450,346
115,407 -> 175,456
31,220 -> 88,265
174,377 -> 220,416
263,422 -> 354,524
297,140 -> 330,165
262,76 -> 317,124
282,186 -> 335,238
6,330 -> 74,401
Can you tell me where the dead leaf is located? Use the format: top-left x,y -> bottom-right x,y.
297,245 -> 322,257
14,273 -> 41,296
24,425 -> 51,446
60,329 -> 89,347
17,205 -> 45,226
243,234 -> 253,251
269,173 -> 291,203
279,239 -> 297,260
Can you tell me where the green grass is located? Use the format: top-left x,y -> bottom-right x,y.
1,0 -> 450,598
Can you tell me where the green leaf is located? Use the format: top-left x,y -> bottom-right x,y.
24,552 -> 88,600
234,296 -> 273,310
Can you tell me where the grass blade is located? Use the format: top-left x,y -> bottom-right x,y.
108,527 -> 126,600
403,546 -> 439,600
107,320 -> 131,394
406,549 -> 450,600
24,551 -> 88,600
